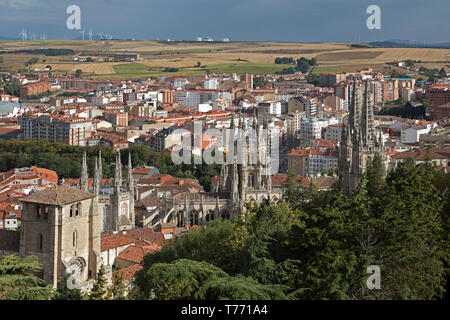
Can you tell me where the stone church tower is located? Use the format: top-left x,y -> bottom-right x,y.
339,79 -> 384,195
19,184 -> 101,289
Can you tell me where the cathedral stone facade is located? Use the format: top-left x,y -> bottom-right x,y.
80,150 -> 135,232
339,79 -> 385,195
156,111 -> 281,227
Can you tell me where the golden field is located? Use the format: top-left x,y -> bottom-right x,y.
0,40 -> 448,78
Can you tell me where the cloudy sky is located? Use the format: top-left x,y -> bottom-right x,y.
0,0 -> 448,43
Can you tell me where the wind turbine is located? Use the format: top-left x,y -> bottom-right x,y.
19,28 -> 27,41
97,32 -> 104,40
88,29 -> 93,41
80,29 -> 86,40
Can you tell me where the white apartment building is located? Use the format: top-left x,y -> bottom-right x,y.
401,125 -> 430,143
299,117 -> 336,145
258,101 -> 282,116
202,79 -> 219,90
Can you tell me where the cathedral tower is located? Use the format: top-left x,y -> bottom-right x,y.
339,79 -> 384,195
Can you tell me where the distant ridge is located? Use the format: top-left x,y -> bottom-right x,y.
0,36 -> 19,41
368,40 -> 450,49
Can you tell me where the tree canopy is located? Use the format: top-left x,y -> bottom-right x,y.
133,157 -> 449,300
0,254 -> 53,300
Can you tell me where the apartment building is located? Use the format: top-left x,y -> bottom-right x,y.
319,73 -> 347,87
299,117 -> 332,144
426,85 -> 450,107
105,111 -> 128,127
288,96 -> 317,117
287,147 -> 338,176
21,114 -> 93,146
19,81 -> 51,98
324,123 -> 344,142
429,103 -> 450,121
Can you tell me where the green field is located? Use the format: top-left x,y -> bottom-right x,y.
90,62 -> 293,79
205,63 -> 293,75
91,63 -> 207,79
311,66 -> 346,74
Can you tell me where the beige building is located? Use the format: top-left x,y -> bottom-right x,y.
21,115 -> 93,146
19,185 -> 101,289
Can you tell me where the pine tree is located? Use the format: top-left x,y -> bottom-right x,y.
365,154 -> 385,198
374,160 -> 448,299
0,254 -> 54,300
88,265 -> 109,300
54,274 -> 84,300
108,271 -> 126,300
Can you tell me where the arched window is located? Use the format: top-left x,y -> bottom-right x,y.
44,206 -> 49,220
36,206 -> 41,219
73,230 -> 77,248
75,203 -> 80,217
70,205 -> 74,218
39,234 -> 43,252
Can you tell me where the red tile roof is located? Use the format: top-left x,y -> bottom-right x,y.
117,244 -> 161,264
101,234 -> 135,252
114,264 -> 143,282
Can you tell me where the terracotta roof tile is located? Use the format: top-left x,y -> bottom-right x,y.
20,185 -> 95,206
101,234 -> 135,252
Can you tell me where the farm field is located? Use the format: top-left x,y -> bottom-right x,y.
0,40 -> 448,78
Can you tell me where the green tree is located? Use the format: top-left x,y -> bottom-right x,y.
197,275 -> 287,300
296,60 -> 310,73
53,274 -> 84,300
365,154 -> 385,198
0,254 -> 54,300
138,219 -> 248,277
88,265 -> 110,300
75,69 -> 83,78
108,271 -> 127,300
374,160 -> 448,299
136,259 -> 229,300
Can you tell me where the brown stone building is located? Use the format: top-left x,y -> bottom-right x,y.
20,82 -> 52,98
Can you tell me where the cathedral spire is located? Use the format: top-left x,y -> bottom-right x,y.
80,151 -> 88,192
93,155 -> 99,194
127,151 -> 133,192
230,112 -> 235,129
200,195 -> 206,226
98,150 -> 103,186
114,150 -> 122,193
252,107 -> 258,129
184,195 -> 189,226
